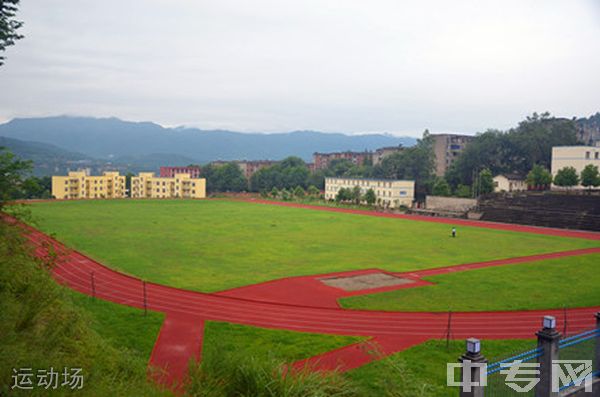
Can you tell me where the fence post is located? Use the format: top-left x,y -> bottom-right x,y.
459,338 -> 486,397
91,271 -> 96,298
563,306 -> 568,336
143,280 -> 147,316
596,312 -> 600,381
535,315 -> 561,397
446,310 -> 453,349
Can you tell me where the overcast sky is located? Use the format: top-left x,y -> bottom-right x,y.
0,0 -> 599,136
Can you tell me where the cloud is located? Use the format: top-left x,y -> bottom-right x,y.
0,0 -> 599,135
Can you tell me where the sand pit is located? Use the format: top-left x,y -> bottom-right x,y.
320,272 -> 414,291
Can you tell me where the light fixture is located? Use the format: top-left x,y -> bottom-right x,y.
543,315 -> 556,329
466,338 -> 481,354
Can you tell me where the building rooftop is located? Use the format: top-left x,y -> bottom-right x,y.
325,176 -> 414,183
495,173 -> 526,181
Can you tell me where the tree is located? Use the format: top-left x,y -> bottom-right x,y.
580,164 -> 600,189
270,187 -> 279,198
455,184 -> 472,198
17,176 -> 51,199
202,163 -> 247,193
526,164 -> 552,190
0,0 -> 23,66
335,187 -> 351,203
446,114 -> 579,187
475,168 -> 494,195
431,177 -> 451,196
0,147 -> 31,208
363,188 -> 376,205
293,186 -> 305,198
307,185 -> 320,196
250,157 -> 310,192
554,166 -> 579,189
351,185 -> 362,204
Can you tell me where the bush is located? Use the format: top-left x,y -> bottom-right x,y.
293,186 -> 305,198
455,184 -> 472,198
187,348 -> 357,397
307,185 -> 320,197
280,188 -> 291,201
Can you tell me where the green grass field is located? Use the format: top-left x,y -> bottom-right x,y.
340,253 -> 600,311
27,199 -> 598,293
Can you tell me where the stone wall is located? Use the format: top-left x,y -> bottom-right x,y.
425,196 -> 477,212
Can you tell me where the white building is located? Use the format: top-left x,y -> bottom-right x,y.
324,177 -> 414,208
551,146 -> 600,189
493,174 -> 527,192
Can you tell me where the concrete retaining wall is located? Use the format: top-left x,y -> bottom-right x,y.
425,196 -> 477,212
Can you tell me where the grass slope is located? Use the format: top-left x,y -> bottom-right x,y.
0,220 -> 168,396
198,321 -> 535,397
27,200 -> 598,293
68,291 -> 163,360
348,339 -> 536,397
340,253 -> 600,311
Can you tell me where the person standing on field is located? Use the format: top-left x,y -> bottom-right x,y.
451,227 -> 456,238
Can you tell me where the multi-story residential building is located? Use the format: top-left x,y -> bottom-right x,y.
131,172 -> 206,199
52,171 -> 126,199
324,177 -> 414,208
160,166 -> 201,179
372,146 -> 404,165
237,160 -> 277,180
551,145 -> 600,189
313,151 -> 372,170
431,134 -> 474,176
313,146 -> 404,170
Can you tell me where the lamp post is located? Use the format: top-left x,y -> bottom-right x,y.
536,315 -> 561,397
459,338 -> 486,397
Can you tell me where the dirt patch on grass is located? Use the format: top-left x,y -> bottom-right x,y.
320,273 -> 414,291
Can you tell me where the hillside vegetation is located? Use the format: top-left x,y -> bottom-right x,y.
0,218 -> 169,396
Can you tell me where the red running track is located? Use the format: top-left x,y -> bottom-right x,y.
6,206 -> 600,389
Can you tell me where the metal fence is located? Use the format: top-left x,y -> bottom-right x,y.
457,313 -> 600,397
485,347 -> 542,397
557,328 -> 600,392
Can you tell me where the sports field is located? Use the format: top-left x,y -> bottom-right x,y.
20,198 -> 600,394
27,199 -> 598,294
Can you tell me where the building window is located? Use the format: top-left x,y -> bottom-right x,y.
596,152 -> 599,159
586,151 -> 590,159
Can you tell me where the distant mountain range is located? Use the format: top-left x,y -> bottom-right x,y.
0,116 -> 417,167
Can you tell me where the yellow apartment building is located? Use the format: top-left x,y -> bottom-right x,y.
324,177 -> 415,208
52,171 -> 126,199
131,172 -> 206,199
